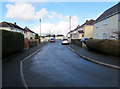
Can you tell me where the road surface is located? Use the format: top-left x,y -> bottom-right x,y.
22,41 -> 118,87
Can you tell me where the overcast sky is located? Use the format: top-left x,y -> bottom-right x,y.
0,0 -> 118,36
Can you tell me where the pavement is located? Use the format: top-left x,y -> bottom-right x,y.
2,42 -> 48,88
68,44 -> 120,69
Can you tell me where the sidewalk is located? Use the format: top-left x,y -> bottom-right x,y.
69,44 -> 120,69
3,42 -> 48,87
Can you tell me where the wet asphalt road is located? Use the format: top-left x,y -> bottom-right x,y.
23,41 -> 118,87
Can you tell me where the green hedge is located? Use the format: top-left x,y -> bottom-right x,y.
28,40 -> 38,48
71,39 -> 82,47
86,39 -> 120,57
2,30 -> 24,58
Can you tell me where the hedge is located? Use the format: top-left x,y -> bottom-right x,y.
71,39 -> 82,47
86,39 -> 120,57
2,30 -> 24,58
28,40 -> 38,48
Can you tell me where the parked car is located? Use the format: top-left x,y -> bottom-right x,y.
80,38 -> 89,44
61,38 -> 69,45
50,38 -> 55,42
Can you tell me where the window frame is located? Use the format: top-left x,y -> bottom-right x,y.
103,19 -> 108,25
102,33 -> 107,39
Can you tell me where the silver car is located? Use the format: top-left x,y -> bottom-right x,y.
61,39 -> 69,45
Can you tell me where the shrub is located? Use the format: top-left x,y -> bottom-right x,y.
86,39 -> 120,57
71,39 -> 82,47
28,40 -> 38,48
35,34 -> 40,39
2,30 -> 24,58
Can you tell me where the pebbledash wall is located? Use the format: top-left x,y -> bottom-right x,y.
84,25 -> 94,38
93,14 -> 119,39
118,13 -> 120,31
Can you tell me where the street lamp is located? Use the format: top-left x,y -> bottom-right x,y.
69,16 -> 72,43
39,19 -> 41,43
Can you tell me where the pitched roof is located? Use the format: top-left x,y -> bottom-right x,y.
56,34 -> 64,37
0,21 -> 24,31
68,19 -> 94,33
95,3 -> 120,23
0,22 -> 10,27
24,27 -> 35,33
78,30 -> 84,33
80,19 -> 95,27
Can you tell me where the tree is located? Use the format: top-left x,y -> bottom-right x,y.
35,34 -> 40,39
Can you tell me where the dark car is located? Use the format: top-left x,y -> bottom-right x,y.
50,38 -> 55,42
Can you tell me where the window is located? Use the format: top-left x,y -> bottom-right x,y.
103,33 -> 107,39
82,34 -> 84,37
96,34 -> 99,39
103,19 -> 108,25
119,13 -> 120,21
95,23 -> 99,28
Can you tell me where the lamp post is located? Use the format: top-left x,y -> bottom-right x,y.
69,16 -> 71,32
39,19 -> 41,43
69,16 -> 72,43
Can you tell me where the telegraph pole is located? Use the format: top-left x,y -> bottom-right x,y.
39,19 -> 41,43
69,16 -> 72,43
69,16 -> 71,31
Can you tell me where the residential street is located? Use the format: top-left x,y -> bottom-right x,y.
22,41 -> 118,87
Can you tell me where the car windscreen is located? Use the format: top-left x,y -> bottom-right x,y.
51,38 -> 55,40
63,39 -> 68,41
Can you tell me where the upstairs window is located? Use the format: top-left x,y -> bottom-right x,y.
119,13 -> 120,21
95,23 -> 99,28
82,34 -> 84,37
103,33 -> 107,39
103,19 -> 108,25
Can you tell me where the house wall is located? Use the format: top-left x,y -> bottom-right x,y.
26,32 -> 34,39
0,27 -> 27,38
118,20 -> 120,31
0,27 -> 11,30
26,32 -> 31,39
75,32 -> 81,39
67,33 -> 70,38
118,13 -> 120,31
55,36 -> 64,40
94,14 -> 119,39
84,25 -> 94,38
79,34 -> 84,39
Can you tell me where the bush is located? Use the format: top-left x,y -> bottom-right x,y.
2,30 -> 24,58
35,34 -> 40,39
71,39 -> 82,47
86,39 -> 120,57
28,40 -> 38,48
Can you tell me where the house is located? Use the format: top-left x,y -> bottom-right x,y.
55,34 -> 65,40
82,20 -> 94,39
67,19 -> 94,40
94,2 -> 120,40
0,21 -> 27,37
24,26 -> 36,39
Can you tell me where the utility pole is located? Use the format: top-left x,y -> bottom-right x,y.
69,16 -> 71,32
39,19 -> 41,43
69,16 -> 72,43
49,29 -> 51,39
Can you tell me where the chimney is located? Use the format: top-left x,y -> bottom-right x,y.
14,22 -> 16,25
86,20 -> 88,22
